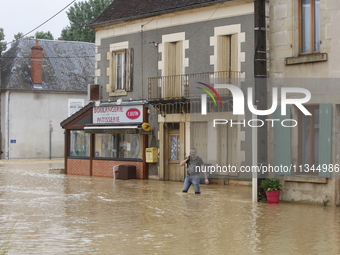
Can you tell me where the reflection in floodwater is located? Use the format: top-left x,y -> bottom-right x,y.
0,160 -> 340,254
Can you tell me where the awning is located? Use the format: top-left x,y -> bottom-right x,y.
84,125 -> 138,130
84,125 -> 139,134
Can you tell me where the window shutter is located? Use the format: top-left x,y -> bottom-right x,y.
125,48 -> 133,91
174,41 -> 182,98
230,34 -> 238,76
319,103 -> 332,178
273,105 -> 291,175
112,52 -> 117,92
164,42 -> 172,76
175,41 -> 182,75
218,35 -> 231,72
107,52 -> 117,93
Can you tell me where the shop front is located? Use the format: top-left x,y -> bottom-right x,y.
60,101 -> 149,179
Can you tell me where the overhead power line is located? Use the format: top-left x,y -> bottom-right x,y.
7,0 -> 77,45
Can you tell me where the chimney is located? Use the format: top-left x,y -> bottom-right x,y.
31,40 -> 43,84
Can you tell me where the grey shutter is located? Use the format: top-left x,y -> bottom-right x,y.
319,104 -> 332,178
273,105 -> 291,175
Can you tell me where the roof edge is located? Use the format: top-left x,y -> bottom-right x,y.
88,0 -> 232,28
60,102 -> 95,128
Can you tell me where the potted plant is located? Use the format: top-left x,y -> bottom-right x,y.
260,178 -> 282,204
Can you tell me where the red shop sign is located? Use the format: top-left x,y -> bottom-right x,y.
126,108 -> 141,119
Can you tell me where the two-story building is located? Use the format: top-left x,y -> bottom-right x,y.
63,0 -> 256,181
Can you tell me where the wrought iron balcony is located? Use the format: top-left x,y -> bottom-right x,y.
148,71 -> 242,101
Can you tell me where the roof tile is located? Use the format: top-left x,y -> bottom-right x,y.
1,38 -> 95,92
89,0 -> 231,26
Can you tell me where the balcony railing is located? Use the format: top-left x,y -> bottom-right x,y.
148,71 -> 242,101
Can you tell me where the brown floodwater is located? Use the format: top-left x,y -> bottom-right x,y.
0,160 -> 340,254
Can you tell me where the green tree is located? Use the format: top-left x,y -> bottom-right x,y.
35,31 -> 54,40
11,32 -> 25,47
11,31 -> 51,47
14,32 -> 24,41
60,0 -> 111,43
0,28 -> 7,52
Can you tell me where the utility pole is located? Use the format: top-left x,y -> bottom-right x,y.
254,0 -> 267,200
0,50 -> 2,159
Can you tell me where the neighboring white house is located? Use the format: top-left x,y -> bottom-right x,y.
0,38 -> 94,159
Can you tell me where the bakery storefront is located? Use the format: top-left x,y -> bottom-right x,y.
60,101 -> 148,179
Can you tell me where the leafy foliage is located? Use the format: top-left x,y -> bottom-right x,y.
35,31 -> 54,40
260,178 -> 282,191
11,33 -> 26,47
14,32 -> 24,41
60,0 -> 112,42
0,28 -> 7,52
10,31 -> 52,47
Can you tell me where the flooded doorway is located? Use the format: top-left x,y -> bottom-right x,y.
164,122 -> 185,181
190,122 -> 208,163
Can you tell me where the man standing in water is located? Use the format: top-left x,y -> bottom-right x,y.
180,147 -> 209,194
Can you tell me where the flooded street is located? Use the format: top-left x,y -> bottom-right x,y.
1,160 -> 340,254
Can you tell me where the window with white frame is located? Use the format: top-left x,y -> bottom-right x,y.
211,24 -> 244,77
68,99 -> 84,117
116,51 -> 125,90
108,48 -> 133,95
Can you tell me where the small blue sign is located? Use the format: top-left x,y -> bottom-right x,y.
10,140 -> 16,144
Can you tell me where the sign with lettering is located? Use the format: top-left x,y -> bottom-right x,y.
93,105 -> 143,124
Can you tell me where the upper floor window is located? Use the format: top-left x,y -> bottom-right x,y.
216,34 -> 238,96
217,34 -> 238,75
163,41 -> 183,99
116,51 -> 125,90
107,48 -> 133,96
300,0 -> 320,54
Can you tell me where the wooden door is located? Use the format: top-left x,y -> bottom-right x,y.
164,123 -> 184,181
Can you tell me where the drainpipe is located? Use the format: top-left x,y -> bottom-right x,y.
141,25 -> 144,98
49,124 -> 53,159
6,91 -> 11,159
254,0 -> 267,201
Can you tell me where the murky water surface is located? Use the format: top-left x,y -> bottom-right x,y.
0,160 -> 340,254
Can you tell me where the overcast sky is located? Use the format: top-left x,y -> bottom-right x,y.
1,0 -> 76,46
